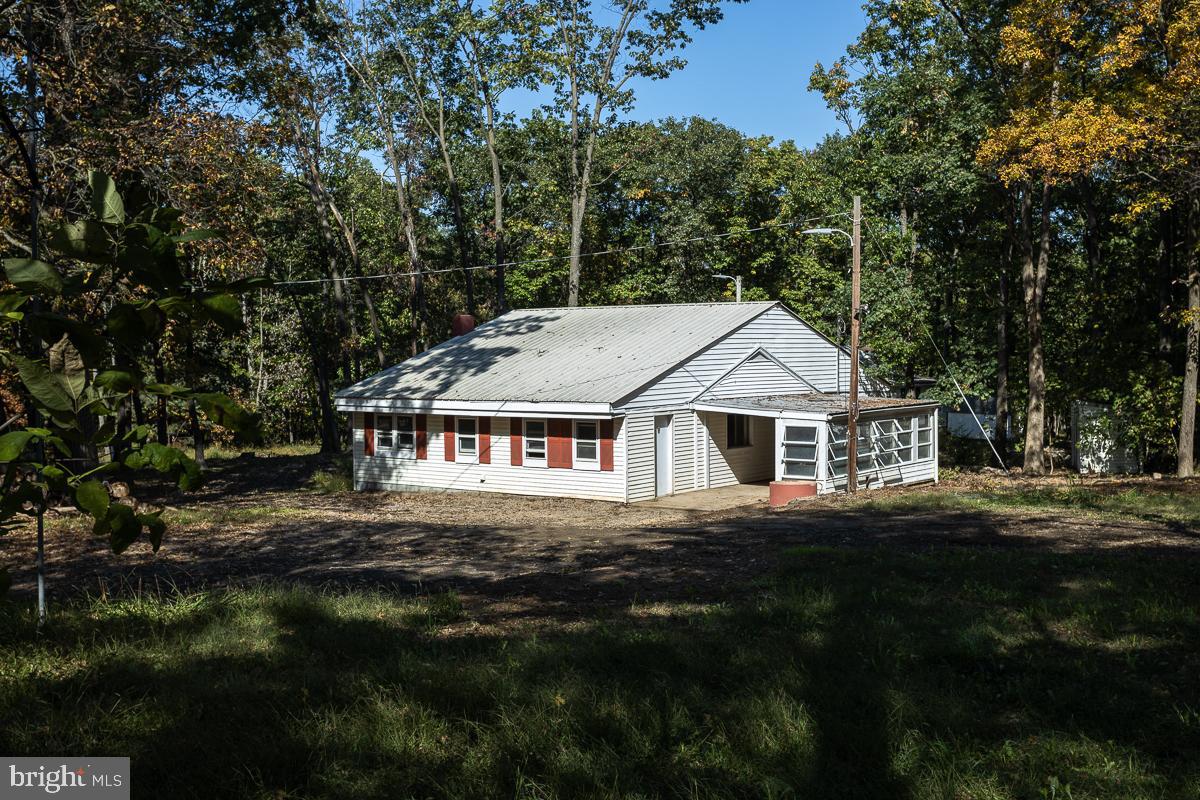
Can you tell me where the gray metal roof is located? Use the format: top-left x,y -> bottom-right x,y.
698,393 -> 937,417
336,302 -> 778,404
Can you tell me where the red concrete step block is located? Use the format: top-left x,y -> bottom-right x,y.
770,480 -> 817,508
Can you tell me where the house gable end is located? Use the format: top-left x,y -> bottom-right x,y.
697,348 -> 816,400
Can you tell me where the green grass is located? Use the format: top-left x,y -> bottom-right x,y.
206,442 -> 323,461
854,484 -> 1200,528
2,548 -> 1198,799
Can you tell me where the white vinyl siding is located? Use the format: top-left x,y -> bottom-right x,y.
354,413 -> 627,502
625,414 -> 657,502
703,412 -> 774,487
617,306 -> 868,412
704,352 -> 811,399
672,412 -> 696,493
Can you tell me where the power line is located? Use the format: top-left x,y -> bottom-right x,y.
272,214 -> 850,286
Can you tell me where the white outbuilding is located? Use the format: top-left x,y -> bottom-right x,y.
334,301 -> 938,503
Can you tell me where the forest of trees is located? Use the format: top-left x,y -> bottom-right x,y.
2,0 -> 1198,480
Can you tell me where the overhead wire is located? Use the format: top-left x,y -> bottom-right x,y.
270,213 -> 850,286
859,215 -> 1013,475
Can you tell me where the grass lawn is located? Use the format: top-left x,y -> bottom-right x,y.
3,544 -> 1199,799
853,481 -> 1200,529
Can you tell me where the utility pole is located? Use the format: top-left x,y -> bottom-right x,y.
847,195 -> 862,494
801,196 -> 863,494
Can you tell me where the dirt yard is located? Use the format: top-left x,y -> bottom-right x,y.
5,453 -> 1200,626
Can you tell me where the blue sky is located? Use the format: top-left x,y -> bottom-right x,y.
507,0 -> 866,148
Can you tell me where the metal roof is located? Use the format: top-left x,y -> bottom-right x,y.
696,393 -> 937,417
336,302 -> 778,404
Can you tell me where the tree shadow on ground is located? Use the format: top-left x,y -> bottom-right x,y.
3,545 -> 1198,799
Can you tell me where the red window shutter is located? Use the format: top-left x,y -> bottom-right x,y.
547,419 -> 573,469
479,417 -> 491,464
415,414 -> 428,460
510,417 -> 523,466
599,419 -> 614,472
364,413 -> 375,456
443,415 -> 456,462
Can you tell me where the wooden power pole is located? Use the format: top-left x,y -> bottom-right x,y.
847,195 -> 862,494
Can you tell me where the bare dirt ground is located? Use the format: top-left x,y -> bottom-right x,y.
5,454 -> 1199,626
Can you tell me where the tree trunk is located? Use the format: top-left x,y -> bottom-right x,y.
996,190 -> 1017,460
1159,208 -> 1176,354
1022,182 -> 1052,475
188,397 -> 205,468
568,191 -> 586,306
153,351 -> 168,445
1178,198 -> 1199,476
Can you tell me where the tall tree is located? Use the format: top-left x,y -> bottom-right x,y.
542,0 -> 742,305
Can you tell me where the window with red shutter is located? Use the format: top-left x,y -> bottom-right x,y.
415,415 -> 428,460
364,413 -> 375,457
510,417 -> 523,466
443,415 -> 455,461
547,419 -> 573,469
599,419 -> 614,471
479,417 -> 491,464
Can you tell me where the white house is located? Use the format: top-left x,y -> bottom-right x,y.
333,302 -> 938,502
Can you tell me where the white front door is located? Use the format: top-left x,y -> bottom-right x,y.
655,415 -> 673,496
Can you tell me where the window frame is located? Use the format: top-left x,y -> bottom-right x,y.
781,423 -> 819,479
395,414 -> 416,458
727,414 -> 752,449
457,417 -> 478,459
574,419 -> 600,469
524,418 -> 548,467
915,413 -> 934,461
375,415 -> 393,452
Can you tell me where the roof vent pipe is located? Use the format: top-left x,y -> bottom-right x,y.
452,314 -> 476,337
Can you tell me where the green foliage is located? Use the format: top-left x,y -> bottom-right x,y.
0,173 -> 267,583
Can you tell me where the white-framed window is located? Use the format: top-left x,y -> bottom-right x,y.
457,417 -> 477,457
575,420 -> 599,465
915,413 -> 934,460
727,414 -> 752,448
396,415 -> 416,457
524,419 -> 547,465
826,423 -> 875,479
782,424 -> 818,479
376,416 -> 393,451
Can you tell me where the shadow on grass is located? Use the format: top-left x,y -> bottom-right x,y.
2,547 -> 1198,799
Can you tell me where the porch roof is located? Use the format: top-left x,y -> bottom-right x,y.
692,393 -> 938,419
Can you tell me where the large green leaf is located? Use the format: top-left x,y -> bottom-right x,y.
75,479 -> 110,519
195,392 -> 261,442
198,293 -> 243,333
106,503 -> 139,553
50,220 -> 111,263
26,312 -> 107,367
95,370 -> 142,393
225,276 -> 274,292
173,228 -> 220,243
3,258 -> 62,295
48,335 -> 86,401
89,171 -> 125,224
0,431 -> 34,462
124,443 -> 203,491
139,511 -> 166,551
13,356 -> 73,413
